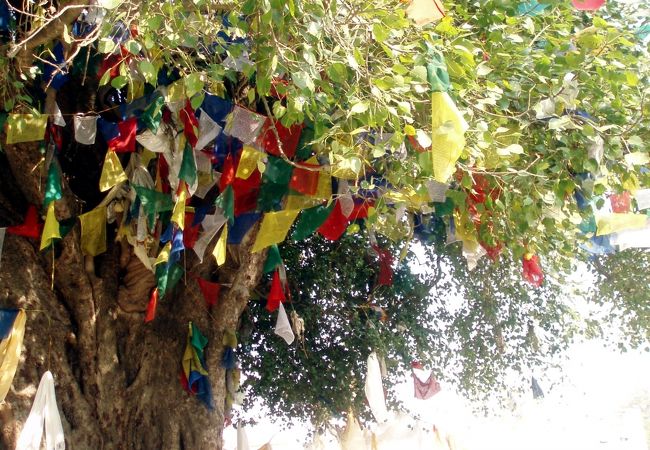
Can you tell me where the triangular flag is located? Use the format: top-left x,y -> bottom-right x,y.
195,109 -> 222,150
364,352 -> 388,422
40,202 -> 61,251
108,117 -> 138,152
292,203 -> 335,241
6,114 -> 48,144
215,185 -> 235,225
179,143 -> 198,187
144,288 -> 159,323
266,269 -> 285,312
78,206 -> 107,256
99,151 -> 127,192
0,309 -> 26,403
213,223 -> 228,266
193,213 -> 227,263
263,244 -> 282,273
7,205 -> 42,239
317,201 -> 349,241
180,101 -> 199,148
251,209 -> 300,253
171,185 -> 187,230
196,278 -> 221,307
430,92 -> 468,183
274,303 -> 295,345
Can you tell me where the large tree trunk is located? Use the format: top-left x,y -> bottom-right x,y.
0,93 -> 263,449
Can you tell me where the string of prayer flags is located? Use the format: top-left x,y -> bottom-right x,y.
596,213 -> 648,236
522,254 -> 544,287
263,244 -> 282,274
405,0 -> 445,26
0,309 -> 26,403
251,209 -> 300,253
195,109 -> 222,150
274,303 -> 295,345
108,117 -> 137,152
571,0 -> 605,10
266,270 -> 286,312
181,322 -> 213,409
79,206 -> 107,256
236,146 -> 265,180
197,277 -> 221,307
7,205 -> 42,239
73,115 -> 98,145
144,288 -> 159,323
317,201 -> 349,241
227,212 -> 260,244
412,368 -> 441,400
213,224 -> 228,266
40,203 -> 61,251
430,92 -> 469,183
5,114 -> 48,144
256,118 -> 303,158
15,371 -> 65,450
224,106 -> 265,144
221,330 -> 238,370
364,352 -> 388,423
43,162 -> 62,208
99,151 -> 128,192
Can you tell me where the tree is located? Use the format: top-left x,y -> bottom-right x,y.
0,0 -> 648,448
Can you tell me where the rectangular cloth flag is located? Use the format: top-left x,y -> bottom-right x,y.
596,213 -> 648,236
0,309 -> 26,403
236,146 -> 265,180
224,106 -> 265,144
406,0 -> 445,26
73,115 -> 98,145
6,114 -> 48,144
79,206 -> 107,256
635,189 -> 650,210
430,92 -> 468,183
251,209 -> 300,253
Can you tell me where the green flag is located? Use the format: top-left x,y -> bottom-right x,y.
263,244 -> 283,273
215,184 -> 234,225
134,185 -> 174,228
427,49 -> 451,93
292,203 -> 335,241
141,95 -> 165,133
179,143 -> 197,187
44,161 -> 63,208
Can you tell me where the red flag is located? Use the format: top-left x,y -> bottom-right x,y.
266,270 -> 286,312
180,101 -> 199,149
219,154 -> 236,191
231,153 -> 262,216
609,192 -> 631,213
522,254 -> 544,287
372,245 -> 393,286
7,205 -> 42,239
256,119 -> 303,158
144,288 -> 159,322
108,117 -> 138,153
350,200 -> 373,220
289,164 -> 320,196
197,277 -> 221,307
412,370 -> 441,400
183,212 -> 201,249
317,201 -> 349,241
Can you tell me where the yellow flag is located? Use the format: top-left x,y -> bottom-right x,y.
79,206 -> 107,256
40,202 -> 61,251
213,224 -> 228,266
165,80 -> 186,103
155,242 -> 172,265
172,187 -> 187,230
236,146 -> 265,180
430,92 -> 468,183
313,163 -> 332,200
6,114 -> 48,144
252,209 -> 300,253
0,309 -> 26,402
596,213 -> 648,236
99,151 -> 127,192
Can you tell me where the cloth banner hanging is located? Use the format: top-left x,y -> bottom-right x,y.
6,114 -> 48,144
78,206 -> 107,256
412,369 -> 441,400
596,213 -> 648,236
213,224 -> 228,266
108,117 -> 138,152
251,209 -> 300,253
274,303 -> 295,345
224,106 -> 266,144
0,309 -> 26,403
196,278 -> 221,307
266,270 -> 286,312
73,115 -> 98,145
45,102 -> 66,127
406,0 -> 445,25
364,352 -> 388,423
15,371 -> 65,450
430,92 -> 468,183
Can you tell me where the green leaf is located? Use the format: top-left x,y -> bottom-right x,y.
139,61 -> 158,85
348,101 -> 369,115
111,75 -> 128,89
184,73 -> 204,98
99,0 -> 122,9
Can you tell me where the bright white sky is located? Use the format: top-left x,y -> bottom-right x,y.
223,340 -> 650,450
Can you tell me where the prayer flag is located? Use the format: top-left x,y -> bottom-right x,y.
6,114 -> 48,144
406,0 -> 445,26
195,109 -> 222,150
292,203 -> 334,241
317,201 -> 349,241
289,162 -> 320,196
236,146 -> 265,180
171,185 -> 187,230
266,270 -> 286,312
73,115 -> 98,145
274,303 -> 295,345
255,118 -> 303,158
43,162 -> 62,208
108,117 -> 138,152
7,205 -> 41,239
79,206 -> 107,256
430,92 -> 468,183
213,224 -> 228,266
179,143 -> 198,187
227,212 -> 260,244
263,244 -> 282,273
201,94 -> 233,124
197,278 -> 220,307
0,309 -> 26,403
596,213 -> 648,236
364,352 -> 388,422
572,0 -> 605,10
609,192 -> 631,213
412,369 -> 441,400
215,185 -> 235,225
634,189 -> 650,210
251,209 -> 300,253
180,101 -> 199,149
40,202 -> 61,251
99,151 -> 127,192
522,254 -> 544,287
0,228 -> 5,269
144,288 -> 159,323
224,106 -> 265,144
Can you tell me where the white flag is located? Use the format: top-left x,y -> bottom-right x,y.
73,115 -> 98,145
16,371 -> 65,450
